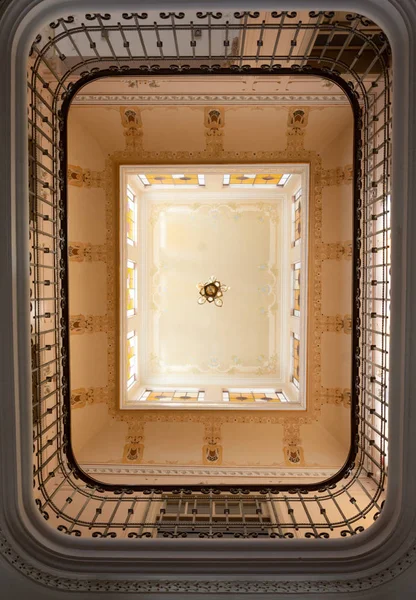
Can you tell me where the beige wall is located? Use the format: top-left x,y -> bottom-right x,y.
67,84 -> 354,480
72,403 -> 348,470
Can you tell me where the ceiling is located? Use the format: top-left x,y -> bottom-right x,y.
124,169 -> 304,396
67,82 -> 353,477
148,176 -> 286,384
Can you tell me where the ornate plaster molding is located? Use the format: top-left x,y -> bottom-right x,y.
1,523 -> 416,593
68,242 -> 107,262
82,464 -> 338,478
320,387 -> 351,408
317,241 -> 353,260
71,387 -> 108,409
68,164 -> 105,188
102,409 -> 315,428
71,94 -> 351,106
318,314 -> 353,333
202,420 -> 223,465
122,421 -> 145,463
318,165 -> 353,186
69,314 -> 108,334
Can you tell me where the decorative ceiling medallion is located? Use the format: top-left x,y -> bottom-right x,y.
197,276 -> 229,307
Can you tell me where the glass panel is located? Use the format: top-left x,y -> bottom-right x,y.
224,389 -> 284,403
127,331 -> 137,390
223,173 -> 291,186
127,260 -> 136,317
138,173 -> 204,186
291,332 -> 300,389
138,389 -> 204,402
279,173 -> 291,186
126,185 -> 136,245
292,188 -> 302,246
292,262 -> 301,317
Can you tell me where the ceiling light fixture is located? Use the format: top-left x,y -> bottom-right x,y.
197,276 -> 229,307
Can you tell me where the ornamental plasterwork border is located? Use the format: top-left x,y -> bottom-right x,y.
148,201 -> 280,226
319,165 -> 353,186
69,314 -> 108,334
68,242 -> 107,262
67,164 -> 105,187
71,387 -> 108,409
118,413 -> 312,469
71,94 -> 351,106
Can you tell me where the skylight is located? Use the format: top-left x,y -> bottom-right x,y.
138,173 -> 205,187
222,389 -> 289,403
223,173 -> 292,187
120,166 -> 307,410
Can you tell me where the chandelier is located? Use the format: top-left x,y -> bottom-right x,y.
197,276 -> 229,307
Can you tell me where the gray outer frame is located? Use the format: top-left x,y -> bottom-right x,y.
0,0 -> 416,597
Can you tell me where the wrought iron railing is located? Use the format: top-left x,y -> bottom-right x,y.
29,10 -> 390,538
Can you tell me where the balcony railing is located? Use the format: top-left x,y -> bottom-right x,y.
29,9 -> 390,538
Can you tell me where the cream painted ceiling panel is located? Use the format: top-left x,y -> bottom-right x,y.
71,403 -> 115,458
69,262 -> 107,315
68,106 -> 126,167
68,188 -> 106,245
142,421 -> 205,465
67,115 -> 106,171
319,118 -> 354,169
150,204 -> 280,376
221,422 -> 284,466
321,185 -> 353,244
141,106 -> 205,152
321,260 -> 352,316
300,421 -> 349,467
70,334 -> 108,389
320,333 -> 352,390
223,106 -> 288,152
73,416 -> 129,465
304,106 -> 353,161
318,404 -> 351,455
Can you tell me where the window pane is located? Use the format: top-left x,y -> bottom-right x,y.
127,331 -> 137,389
291,332 -> 300,389
292,262 -> 301,317
292,188 -> 302,246
126,186 -> 136,245
127,260 -> 136,317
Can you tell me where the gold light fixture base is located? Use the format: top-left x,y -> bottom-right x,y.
197,276 -> 230,307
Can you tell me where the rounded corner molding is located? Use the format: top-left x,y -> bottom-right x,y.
1,523 -> 416,593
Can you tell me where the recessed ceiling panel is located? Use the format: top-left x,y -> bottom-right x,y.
150,202 -> 281,379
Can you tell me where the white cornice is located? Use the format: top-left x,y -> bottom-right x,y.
82,464 -> 338,478
71,93 -> 350,106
